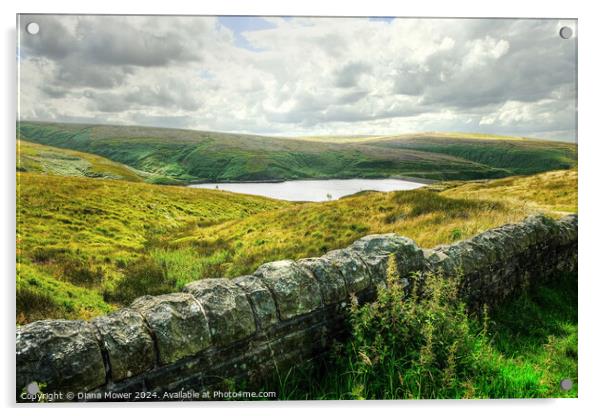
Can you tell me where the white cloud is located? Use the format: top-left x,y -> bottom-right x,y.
18,15 -> 577,141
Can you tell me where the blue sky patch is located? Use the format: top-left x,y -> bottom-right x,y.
218,16 -> 277,52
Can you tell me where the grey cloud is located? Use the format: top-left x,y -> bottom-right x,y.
315,32 -> 349,58
84,80 -> 201,113
20,15 -> 209,91
336,90 -> 369,105
39,84 -> 69,99
21,15 -> 206,68
75,17 -> 202,67
55,59 -> 135,89
268,95 -> 428,127
20,15 -> 75,60
392,66 -> 432,96
335,62 -> 372,88
84,91 -> 131,113
18,16 -> 577,141
417,20 -> 576,109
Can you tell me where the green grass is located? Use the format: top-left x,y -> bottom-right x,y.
293,132 -> 577,176
262,260 -> 577,399
16,167 -> 576,323
18,121 -> 576,183
169,169 -> 576,278
16,172 -> 290,323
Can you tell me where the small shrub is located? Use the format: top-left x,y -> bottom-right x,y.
30,247 -> 103,287
343,256 -> 485,399
450,228 -> 463,241
383,212 -> 404,224
30,247 -> 69,263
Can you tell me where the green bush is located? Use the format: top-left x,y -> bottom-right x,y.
342,257 -> 488,399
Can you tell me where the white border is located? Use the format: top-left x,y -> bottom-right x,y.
2,1 -> 600,415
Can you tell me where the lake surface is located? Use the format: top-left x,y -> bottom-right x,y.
189,178 -> 426,202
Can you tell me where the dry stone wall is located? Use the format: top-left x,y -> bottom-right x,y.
16,214 -> 577,402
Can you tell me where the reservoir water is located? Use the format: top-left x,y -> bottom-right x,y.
189,178 -> 426,202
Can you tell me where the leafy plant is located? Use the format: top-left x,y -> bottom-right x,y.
267,259 -> 577,399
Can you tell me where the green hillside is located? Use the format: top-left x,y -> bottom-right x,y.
360,134 -> 577,176
16,172 -> 290,323
18,122 -> 576,183
17,140 -> 167,182
294,132 -> 577,175
16,168 -> 576,324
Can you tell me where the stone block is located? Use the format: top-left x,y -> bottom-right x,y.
297,257 -> 347,304
233,275 -> 279,328
322,248 -> 372,294
184,278 -> 256,346
17,320 -> 106,394
92,308 -> 155,381
254,260 -> 322,320
131,293 -> 211,365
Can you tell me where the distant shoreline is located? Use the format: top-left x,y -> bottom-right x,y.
186,176 -> 438,186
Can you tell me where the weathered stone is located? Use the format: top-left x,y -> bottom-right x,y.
323,248 -> 372,293
92,308 -> 155,381
233,275 -> 279,328
446,241 -> 492,275
425,246 -> 459,275
183,278 -> 256,346
16,320 -> 105,394
349,234 -> 425,287
522,215 -> 554,246
297,257 -> 347,304
505,222 -> 532,252
131,293 -> 211,365
556,214 -> 578,244
254,260 -> 322,320
469,230 -> 507,264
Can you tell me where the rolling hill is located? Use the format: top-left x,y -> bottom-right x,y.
17,122 -> 577,183
17,140 -> 166,182
16,172 -> 290,323
16,167 -> 576,324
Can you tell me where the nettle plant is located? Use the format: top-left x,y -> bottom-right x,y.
345,255 -> 492,399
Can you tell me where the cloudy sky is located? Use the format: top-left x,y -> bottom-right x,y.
18,15 -> 577,141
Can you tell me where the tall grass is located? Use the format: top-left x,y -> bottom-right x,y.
16,172 -> 289,322
266,256 -> 577,399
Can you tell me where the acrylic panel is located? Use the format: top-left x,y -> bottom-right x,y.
16,14 -> 577,402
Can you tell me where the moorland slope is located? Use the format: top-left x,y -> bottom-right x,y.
18,122 -> 577,183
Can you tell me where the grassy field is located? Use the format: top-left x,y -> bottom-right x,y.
18,122 -> 576,183
16,166 -> 576,323
298,133 -> 577,175
16,172 -> 289,323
